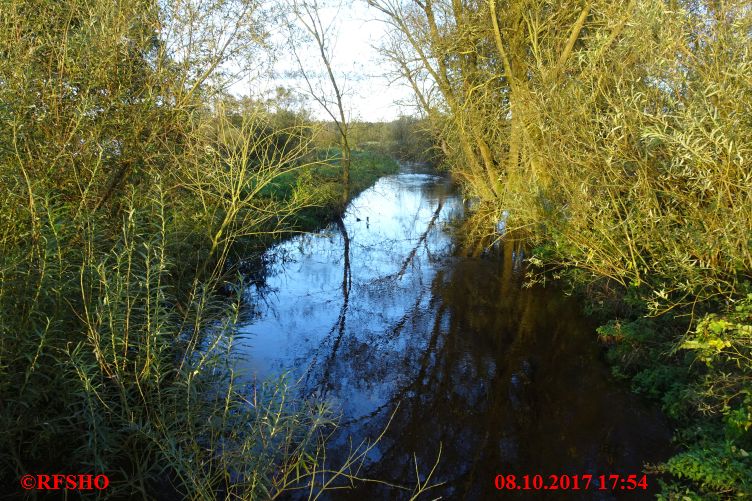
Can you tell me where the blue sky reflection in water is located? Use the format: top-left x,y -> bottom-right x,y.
236,165 -> 671,499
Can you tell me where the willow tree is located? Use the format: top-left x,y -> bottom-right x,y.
376,2 -> 752,495
479,0 -> 752,312
370,0 -> 504,201
370,0 -> 640,199
2,0 -> 270,212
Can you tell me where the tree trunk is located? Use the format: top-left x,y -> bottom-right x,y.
341,136 -> 350,207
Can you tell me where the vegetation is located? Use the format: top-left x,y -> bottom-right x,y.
0,0 -> 401,497
4,0 -> 748,497
261,148 -> 399,230
352,116 -> 441,165
374,0 -> 751,497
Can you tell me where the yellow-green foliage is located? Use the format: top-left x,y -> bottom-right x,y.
0,0 -> 375,497
378,0 -> 752,496
378,0 -> 751,310
515,1 -> 752,313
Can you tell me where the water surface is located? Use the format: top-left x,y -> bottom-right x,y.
237,165 -> 670,499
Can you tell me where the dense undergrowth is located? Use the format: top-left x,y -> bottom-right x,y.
549,268 -> 752,499
0,0 -> 403,498
0,142 -> 398,498
593,290 -> 752,499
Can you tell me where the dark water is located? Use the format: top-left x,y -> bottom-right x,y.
237,165 -> 671,499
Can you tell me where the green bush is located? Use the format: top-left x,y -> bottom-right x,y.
0,0 -> 395,497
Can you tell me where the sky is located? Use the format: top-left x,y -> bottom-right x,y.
232,1 -> 418,122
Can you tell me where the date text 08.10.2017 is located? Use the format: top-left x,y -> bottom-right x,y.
494,474 -> 649,492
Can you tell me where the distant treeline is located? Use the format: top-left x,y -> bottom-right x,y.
219,93 -> 441,164
315,117 -> 440,165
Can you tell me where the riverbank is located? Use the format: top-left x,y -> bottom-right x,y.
594,293 -> 752,499
261,148 -> 400,231
526,242 -> 752,499
0,137 -> 401,499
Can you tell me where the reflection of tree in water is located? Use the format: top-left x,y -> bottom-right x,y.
300,187 -> 449,397
319,216 -> 352,398
242,169 -> 670,498
311,242 -> 670,499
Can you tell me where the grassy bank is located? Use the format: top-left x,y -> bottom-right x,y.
260,148 -> 400,231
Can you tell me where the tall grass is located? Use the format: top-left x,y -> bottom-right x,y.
0,119 -> 343,498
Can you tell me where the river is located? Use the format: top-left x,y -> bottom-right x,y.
236,164 -> 671,499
